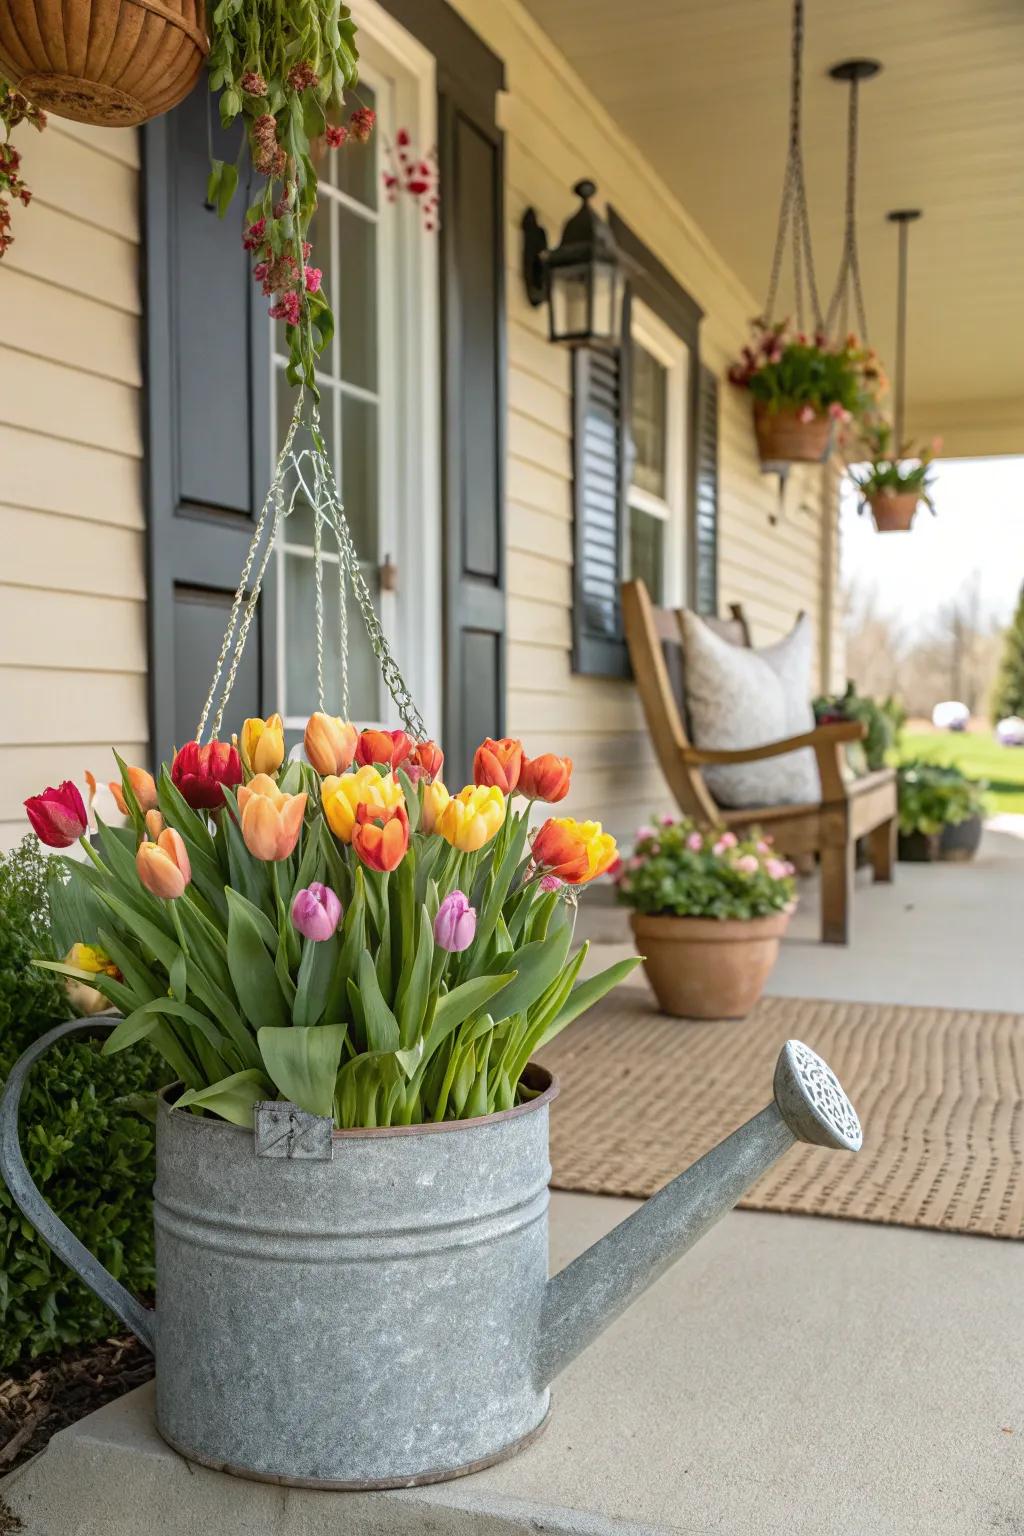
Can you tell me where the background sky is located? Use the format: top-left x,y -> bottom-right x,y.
840,457 -> 1024,627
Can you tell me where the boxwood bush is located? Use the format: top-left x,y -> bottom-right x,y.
0,837 -> 162,1367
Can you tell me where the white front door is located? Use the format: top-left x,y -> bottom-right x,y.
273,2 -> 441,737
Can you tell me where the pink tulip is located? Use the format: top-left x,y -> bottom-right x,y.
434,891 -> 477,952
291,882 -> 342,942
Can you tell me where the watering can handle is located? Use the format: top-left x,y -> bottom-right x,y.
0,1016 -> 156,1353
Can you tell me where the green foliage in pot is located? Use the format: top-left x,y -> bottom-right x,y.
850,420 -> 939,515
0,839 -> 163,1366
897,761 -> 988,838
614,817 -> 796,922
991,580 -> 1024,724
728,318 -> 883,422
813,680 -> 904,773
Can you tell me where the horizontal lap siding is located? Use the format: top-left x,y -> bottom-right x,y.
452,0 -> 832,840
0,123 -> 146,851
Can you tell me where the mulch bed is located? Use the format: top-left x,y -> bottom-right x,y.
0,1333 -> 153,1478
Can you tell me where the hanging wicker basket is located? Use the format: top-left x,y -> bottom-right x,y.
868,490 -> 919,532
753,400 -> 832,466
0,0 -> 208,127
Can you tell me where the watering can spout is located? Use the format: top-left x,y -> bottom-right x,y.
533,1039 -> 861,1388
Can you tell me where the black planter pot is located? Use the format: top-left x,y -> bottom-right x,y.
898,830 -> 941,863
940,814 -> 983,862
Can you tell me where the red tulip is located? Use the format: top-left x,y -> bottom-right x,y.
412,739 -> 444,781
355,728 -> 414,772
25,781 -> 88,847
351,802 -> 410,872
518,753 -> 572,803
473,737 -> 523,794
171,740 -> 242,810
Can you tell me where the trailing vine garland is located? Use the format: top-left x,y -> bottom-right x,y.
0,80 -> 45,256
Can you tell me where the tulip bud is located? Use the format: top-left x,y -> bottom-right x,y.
473,737 -> 523,795
24,781 -> 88,847
237,775 -> 307,861
291,882 -> 342,942
136,828 -> 192,900
433,890 -> 477,953
145,809 -> 165,839
109,764 -> 159,816
412,740 -> 444,781
241,714 -> 285,776
518,752 -> 572,803
420,777 -> 450,835
304,713 -> 358,776
355,728 -> 414,772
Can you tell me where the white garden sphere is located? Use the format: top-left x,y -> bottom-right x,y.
932,701 -> 970,732
996,715 -> 1024,747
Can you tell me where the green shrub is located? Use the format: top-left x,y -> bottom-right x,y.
992,581 -> 1024,724
615,817 -> 796,921
0,838 -> 162,1367
897,761 -> 988,838
813,680 -> 904,773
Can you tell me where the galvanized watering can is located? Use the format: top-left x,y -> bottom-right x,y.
0,1017 -> 862,1488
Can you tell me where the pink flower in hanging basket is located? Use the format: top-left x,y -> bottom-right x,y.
287,62 -> 319,93
240,71 -> 268,97
269,292 -> 301,326
798,404 -> 817,424
349,107 -> 376,144
325,124 -> 348,149
304,266 -> 322,294
242,217 -> 266,252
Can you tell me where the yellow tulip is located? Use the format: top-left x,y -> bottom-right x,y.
240,713 -> 285,776
321,766 -> 404,844
64,943 -> 119,1017
305,712 -> 358,776
420,777 -> 450,835
437,785 -> 506,852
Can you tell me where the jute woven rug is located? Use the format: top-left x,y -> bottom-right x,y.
539,993 -> 1024,1239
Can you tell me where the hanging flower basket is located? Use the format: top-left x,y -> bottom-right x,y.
753,400 -> 832,465
868,489 -> 919,532
0,0 -> 207,126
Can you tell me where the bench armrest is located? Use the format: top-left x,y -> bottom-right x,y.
681,720 -> 865,803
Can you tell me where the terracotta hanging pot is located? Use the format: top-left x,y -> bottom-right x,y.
753,400 -> 832,465
0,0 -> 208,127
868,490 -> 919,532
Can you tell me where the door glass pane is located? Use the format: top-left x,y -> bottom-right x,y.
338,205 -> 377,391
284,553 -> 380,722
329,83 -> 378,208
341,394 -> 378,561
629,507 -> 665,603
631,341 -> 668,498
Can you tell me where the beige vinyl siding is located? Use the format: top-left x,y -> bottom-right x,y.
0,120 -> 146,852
451,0 -> 834,838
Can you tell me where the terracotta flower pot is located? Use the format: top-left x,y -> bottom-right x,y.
629,909 -> 791,1021
868,490 -> 919,532
0,0 -> 208,127
753,400 -> 832,465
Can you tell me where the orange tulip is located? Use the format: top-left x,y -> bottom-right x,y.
237,774 -> 307,861
304,713 -> 358,776
531,817 -> 617,885
241,713 -> 285,776
351,803 -> 410,872
412,740 -> 444,781
355,728 -> 414,771
518,753 -> 572,803
109,764 -> 159,816
473,737 -> 523,794
136,827 -> 192,899
420,777 -> 450,834
321,766 -> 404,844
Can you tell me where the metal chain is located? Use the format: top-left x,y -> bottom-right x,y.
764,0 -> 823,332
826,74 -> 869,341
196,393 -> 428,744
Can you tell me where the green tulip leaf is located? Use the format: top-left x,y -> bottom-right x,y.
175,1069 -> 272,1128
257,1024 -> 347,1119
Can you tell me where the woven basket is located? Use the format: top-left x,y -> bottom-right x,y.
869,490 -> 919,532
0,0 -> 208,127
753,400 -> 832,465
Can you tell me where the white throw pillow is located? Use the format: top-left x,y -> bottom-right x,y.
680,611 -> 820,808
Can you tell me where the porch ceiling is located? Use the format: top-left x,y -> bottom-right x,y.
520,0 -> 1024,426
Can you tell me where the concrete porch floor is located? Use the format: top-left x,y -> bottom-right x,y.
5,829 -> 1023,1534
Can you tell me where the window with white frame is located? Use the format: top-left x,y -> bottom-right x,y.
626,299 -> 689,606
272,6 -> 440,739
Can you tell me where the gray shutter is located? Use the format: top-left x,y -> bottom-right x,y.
143,92 -> 273,763
693,365 -> 719,616
572,293 -> 632,679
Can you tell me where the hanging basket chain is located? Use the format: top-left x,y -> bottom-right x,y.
763,0 -> 823,332
825,74 -> 869,341
196,395 -> 428,746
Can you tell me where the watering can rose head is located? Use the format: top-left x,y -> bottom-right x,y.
171,740 -> 243,810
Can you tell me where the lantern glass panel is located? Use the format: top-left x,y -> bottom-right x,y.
550,262 -> 592,341
590,260 -> 620,343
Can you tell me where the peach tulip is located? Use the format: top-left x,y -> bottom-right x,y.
109,764 -> 159,816
351,803 -> 410,872
136,827 -> 192,899
304,713 -> 358,776
237,774 -> 307,861
321,766 -> 404,844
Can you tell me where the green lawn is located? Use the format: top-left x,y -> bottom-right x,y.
900,730 -> 1024,815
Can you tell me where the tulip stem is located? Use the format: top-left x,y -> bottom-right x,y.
170,902 -> 190,958
78,835 -> 106,873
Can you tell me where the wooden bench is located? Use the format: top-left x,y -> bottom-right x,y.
622,578 -> 898,945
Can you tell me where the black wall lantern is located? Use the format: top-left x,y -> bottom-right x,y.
522,179 -> 623,349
